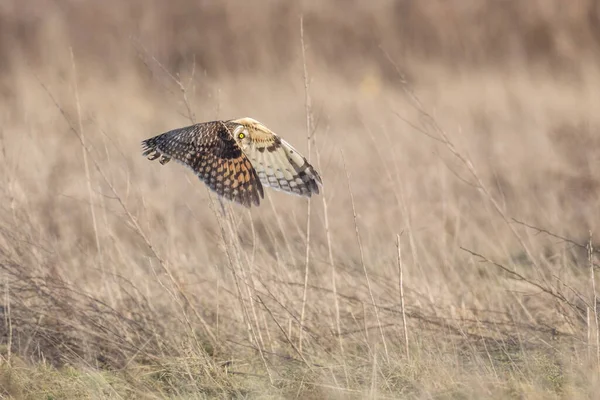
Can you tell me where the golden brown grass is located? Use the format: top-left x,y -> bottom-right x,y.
1,1 -> 600,398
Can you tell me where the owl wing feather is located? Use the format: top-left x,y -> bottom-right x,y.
239,130 -> 322,197
141,121 -> 264,207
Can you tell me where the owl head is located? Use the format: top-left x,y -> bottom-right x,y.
226,117 -> 275,149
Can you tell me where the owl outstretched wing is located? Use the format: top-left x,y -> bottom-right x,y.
226,121 -> 321,197
141,121 -> 264,207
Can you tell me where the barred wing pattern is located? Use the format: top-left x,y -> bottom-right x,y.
233,129 -> 322,197
141,121 -> 264,207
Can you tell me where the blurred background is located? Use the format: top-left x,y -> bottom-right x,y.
4,0 -> 600,77
1,1 -> 600,398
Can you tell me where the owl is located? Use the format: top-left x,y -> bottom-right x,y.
141,118 -> 322,207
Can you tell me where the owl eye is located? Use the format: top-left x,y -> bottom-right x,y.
238,132 -> 245,139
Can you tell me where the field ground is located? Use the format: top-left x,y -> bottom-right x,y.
2,1 -> 600,399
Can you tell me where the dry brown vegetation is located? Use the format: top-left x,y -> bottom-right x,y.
2,0 -> 600,398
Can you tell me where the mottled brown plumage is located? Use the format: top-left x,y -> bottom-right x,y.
141,118 -> 322,207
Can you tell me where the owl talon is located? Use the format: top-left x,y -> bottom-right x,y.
147,151 -> 160,161
159,154 -> 171,165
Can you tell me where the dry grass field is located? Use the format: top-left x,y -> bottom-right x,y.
2,1 -> 600,398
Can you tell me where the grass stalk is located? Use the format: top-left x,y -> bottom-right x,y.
341,150 -> 390,364
396,234 -> 410,360
298,15 -> 313,354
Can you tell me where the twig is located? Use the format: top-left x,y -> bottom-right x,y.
132,39 -> 196,123
34,74 -> 218,350
552,274 -> 590,310
588,231 -> 600,370
315,124 -> 348,384
70,48 -> 101,257
396,234 -> 410,360
381,47 -> 550,289
461,247 -> 584,316
258,295 -> 313,371
513,218 -> 600,255
589,307 -> 592,361
135,42 -> 271,368
298,14 -> 313,354
223,210 -> 274,383
370,347 -> 378,399
4,277 -> 11,363
341,150 -> 390,363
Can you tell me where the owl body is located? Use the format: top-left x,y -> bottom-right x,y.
141,118 -> 322,207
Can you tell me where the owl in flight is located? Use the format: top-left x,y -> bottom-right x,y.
141,118 -> 322,207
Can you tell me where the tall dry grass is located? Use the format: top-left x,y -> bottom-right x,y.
1,1 -> 600,398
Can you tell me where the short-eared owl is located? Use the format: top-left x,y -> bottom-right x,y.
141,118 -> 322,207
